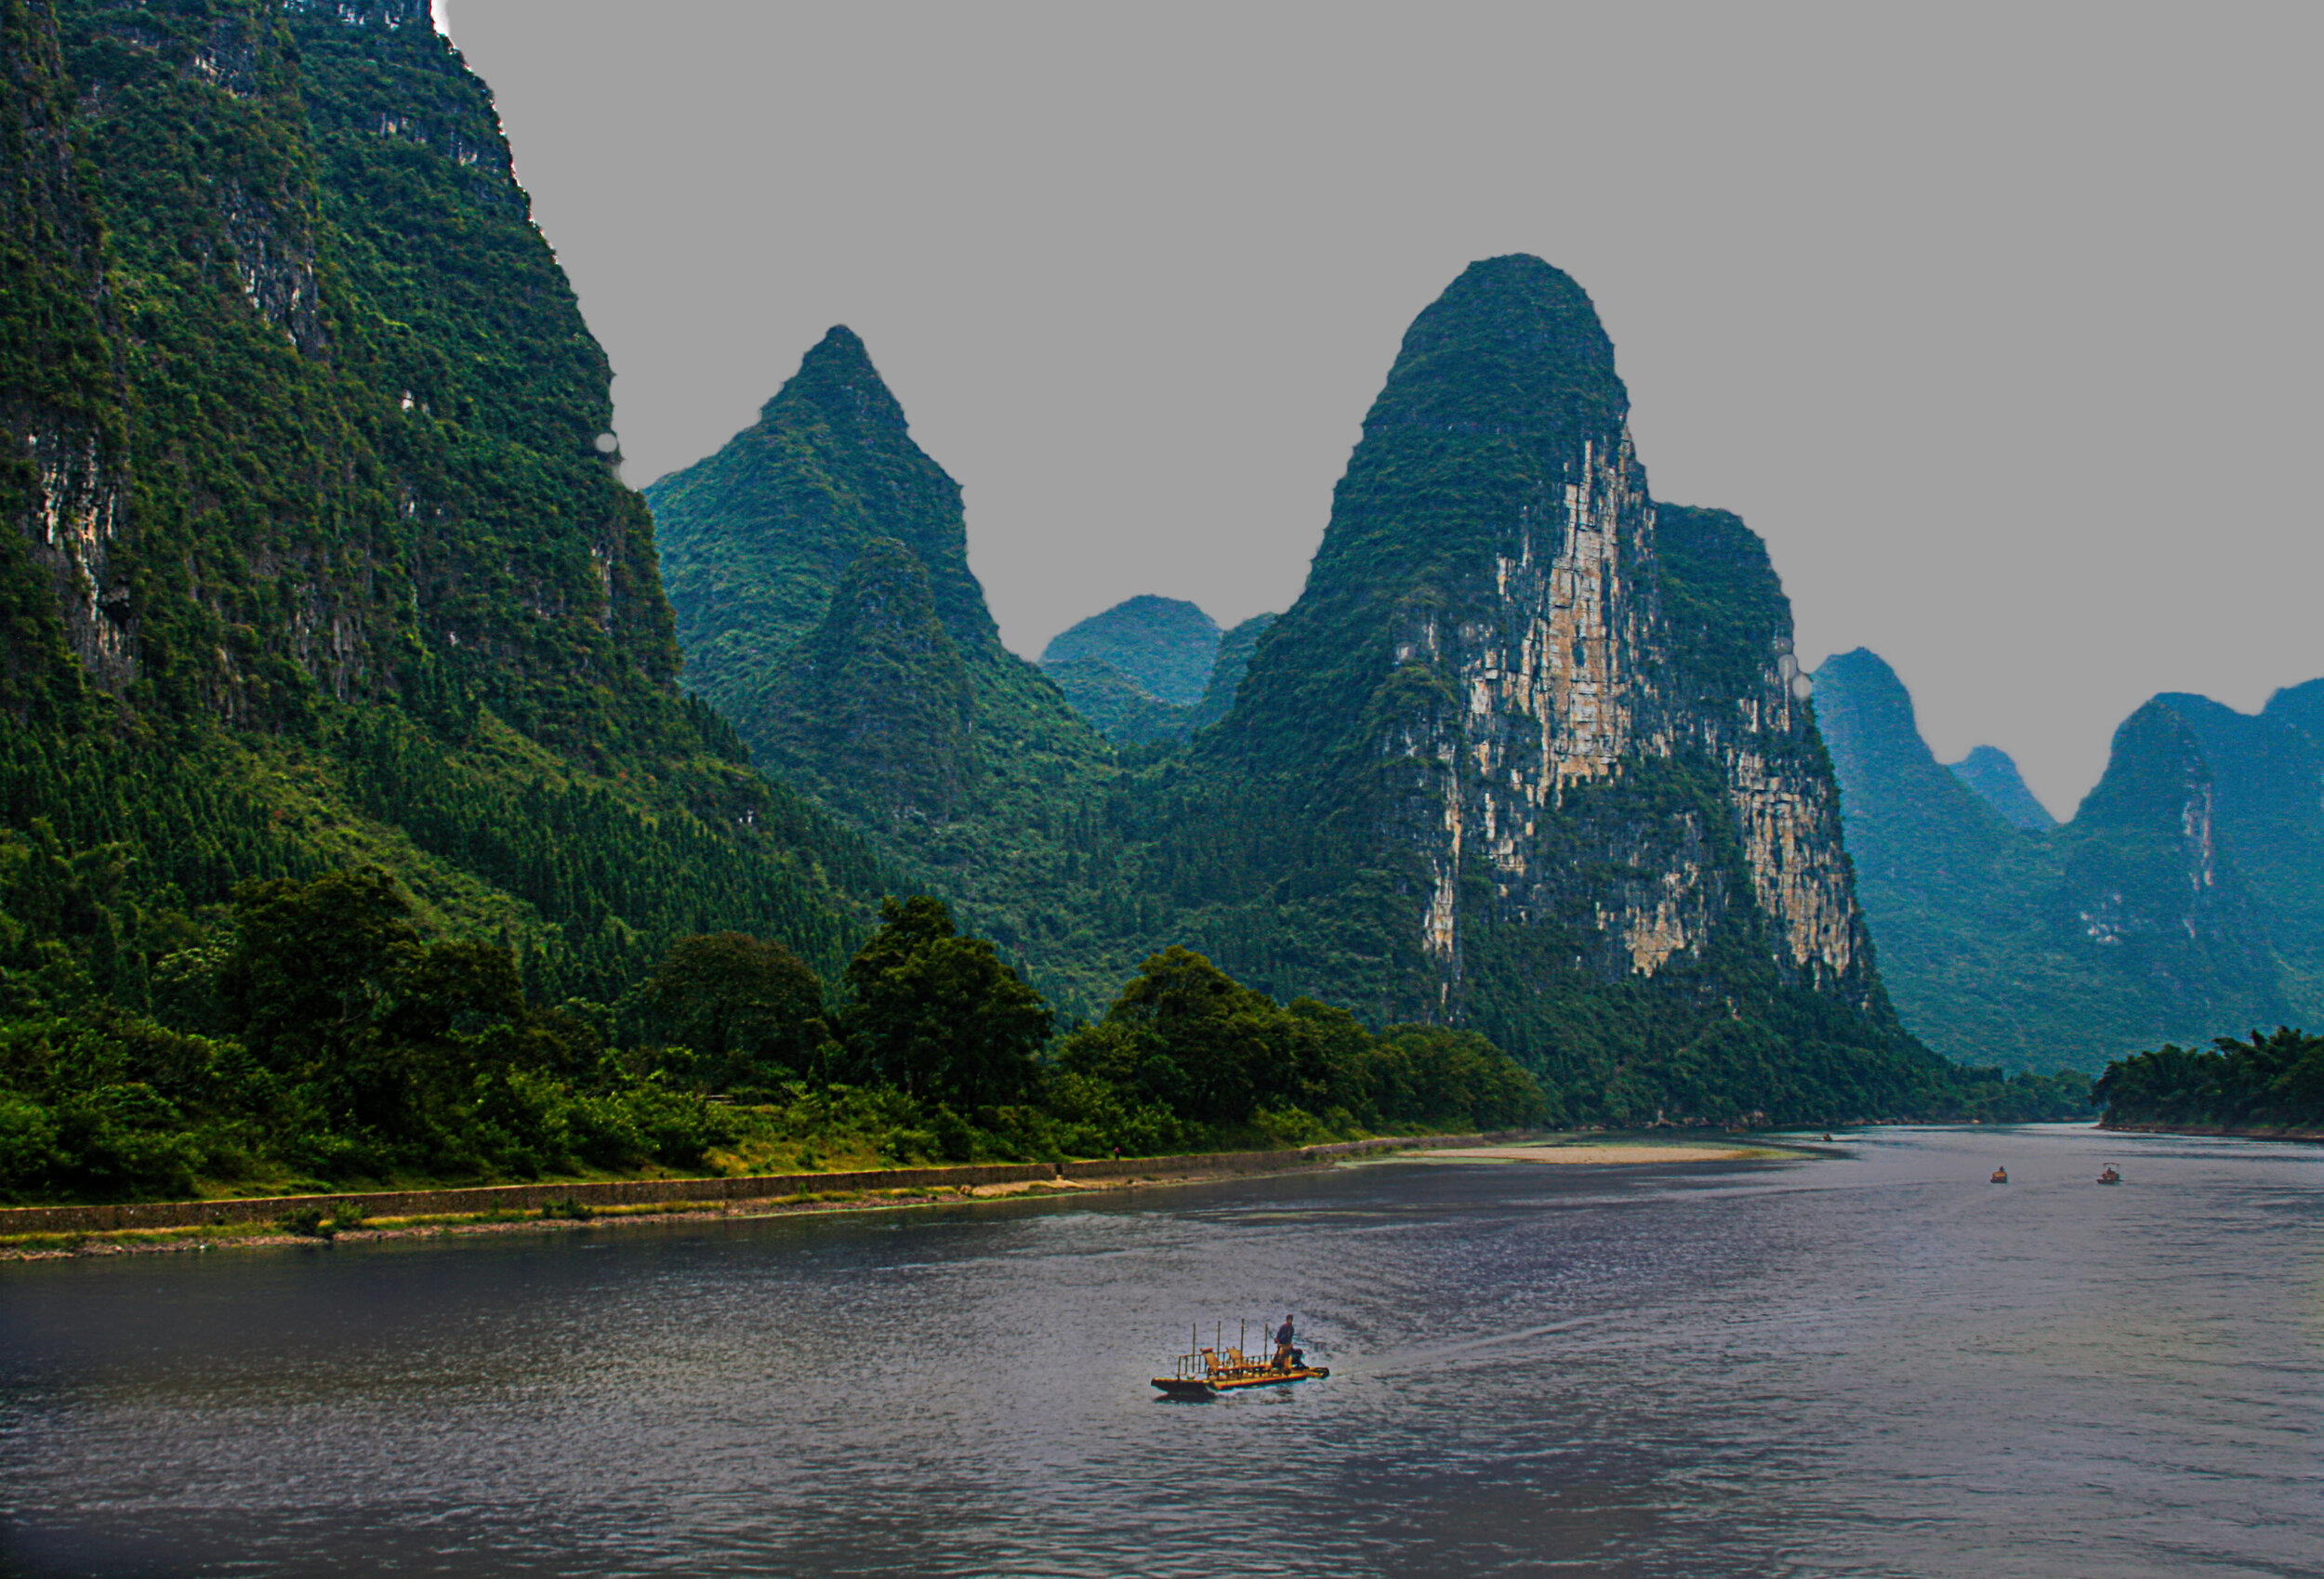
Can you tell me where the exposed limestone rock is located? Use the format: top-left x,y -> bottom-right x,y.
1207,257 -> 1882,1040
21,424 -> 133,691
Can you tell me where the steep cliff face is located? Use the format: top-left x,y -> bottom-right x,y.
0,0 -> 683,744
1813,648 -> 2303,1072
0,0 -> 876,1006
1210,258 -> 1877,1028
0,0 -> 133,712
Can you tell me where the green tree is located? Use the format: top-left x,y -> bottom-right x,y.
645,931 -> 827,1088
841,897 -> 1050,1108
218,866 -> 419,1078
1086,945 -> 1291,1125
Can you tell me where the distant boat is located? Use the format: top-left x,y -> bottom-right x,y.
1153,1323 -> 1328,1399
2098,1165 -> 2121,1185
1990,1167 -> 2009,1184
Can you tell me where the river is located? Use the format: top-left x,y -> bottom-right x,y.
3,1125 -> 2317,1577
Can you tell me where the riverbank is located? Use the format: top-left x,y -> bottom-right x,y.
1388,1139 -> 1792,1165
0,1131 -> 1794,1260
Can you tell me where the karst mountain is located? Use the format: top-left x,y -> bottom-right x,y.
1816,649 -> 2324,1072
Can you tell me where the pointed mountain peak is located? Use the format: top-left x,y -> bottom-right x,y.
761,324 -> 908,434
1947,745 -> 2056,831
1363,254 -> 1626,442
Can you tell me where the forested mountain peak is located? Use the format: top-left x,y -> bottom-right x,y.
1359,254 -> 1626,445
760,325 -> 911,439
644,325 -> 997,695
1948,745 -> 2055,832
2072,700 -> 2215,833
1142,255 -> 1926,1114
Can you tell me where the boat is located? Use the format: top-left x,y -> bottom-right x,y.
2098,1164 -> 2121,1185
1990,1167 -> 2009,1184
1152,1322 -> 1329,1398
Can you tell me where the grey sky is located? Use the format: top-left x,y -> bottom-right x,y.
443,1 -> 2318,816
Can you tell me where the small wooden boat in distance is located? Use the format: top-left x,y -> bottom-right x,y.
1153,1323 -> 1328,1398
1990,1166 -> 2009,1184
2098,1164 -> 2121,1185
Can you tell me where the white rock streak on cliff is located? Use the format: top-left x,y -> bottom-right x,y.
1392,428 -> 1860,993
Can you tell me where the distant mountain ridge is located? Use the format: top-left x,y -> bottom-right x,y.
1041,596 -> 1220,706
1035,599 -> 1283,745
1948,746 -> 2056,831
1814,648 -> 2324,1072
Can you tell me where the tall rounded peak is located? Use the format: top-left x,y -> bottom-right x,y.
1364,255 -> 1627,442
763,324 -> 908,432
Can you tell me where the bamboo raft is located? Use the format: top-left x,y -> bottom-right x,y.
1153,1321 -> 1329,1398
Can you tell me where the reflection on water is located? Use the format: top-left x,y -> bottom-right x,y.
3,1126 -> 2318,1577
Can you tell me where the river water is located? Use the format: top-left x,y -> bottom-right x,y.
2,1125 -> 2317,1577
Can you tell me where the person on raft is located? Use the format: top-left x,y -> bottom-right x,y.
1273,1314 -> 1296,1370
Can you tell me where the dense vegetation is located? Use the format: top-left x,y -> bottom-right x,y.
0,867 -> 1544,1204
1815,649 -> 2324,1074
2094,1027 -> 2324,1133
1037,655 -> 1193,747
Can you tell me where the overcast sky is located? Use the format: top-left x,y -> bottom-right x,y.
442,1 -> 2318,817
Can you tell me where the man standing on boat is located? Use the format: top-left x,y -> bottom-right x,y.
1273,1314 -> 1296,1370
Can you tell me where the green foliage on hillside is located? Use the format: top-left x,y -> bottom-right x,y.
1039,654 -> 1192,745
643,326 -> 1142,1015
1039,595 -> 1220,706
645,326 -> 997,691
0,864 -> 746,1202
1186,612 -> 1275,730
1052,944 -> 1543,1147
2095,1026 -> 2324,1132
1948,746 -> 2055,831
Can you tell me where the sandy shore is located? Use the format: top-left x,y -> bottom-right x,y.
1389,1140 -> 1790,1165
2,1139 -> 1800,1260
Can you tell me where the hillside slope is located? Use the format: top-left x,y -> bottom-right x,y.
1,0 -> 878,1012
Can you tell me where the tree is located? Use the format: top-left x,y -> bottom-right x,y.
841,897 -> 1050,1108
645,931 -> 826,1087
1094,945 -> 1292,1125
218,865 -> 419,1075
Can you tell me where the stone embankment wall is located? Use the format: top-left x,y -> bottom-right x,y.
0,1132 -> 1527,1236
